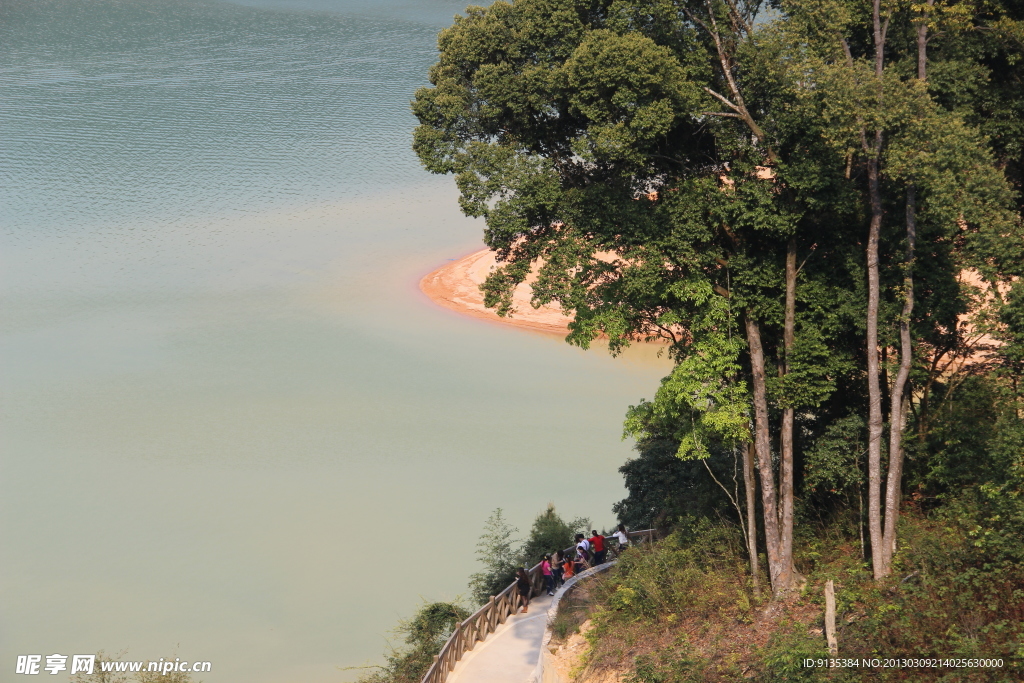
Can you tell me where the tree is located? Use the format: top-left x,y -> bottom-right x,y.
414,0 -> 852,597
519,503 -> 589,566
413,0 -> 1023,592
613,435 -> 733,531
355,601 -> 470,683
467,508 -> 520,603
779,0 -> 1023,577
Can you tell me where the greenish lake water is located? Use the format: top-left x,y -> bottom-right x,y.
0,1 -> 670,680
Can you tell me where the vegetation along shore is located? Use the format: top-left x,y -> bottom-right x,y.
374,0 -> 1024,679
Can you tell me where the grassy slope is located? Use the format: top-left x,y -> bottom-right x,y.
555,509 -> 1024,682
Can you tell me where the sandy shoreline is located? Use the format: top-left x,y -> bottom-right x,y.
419,248 -> 573,336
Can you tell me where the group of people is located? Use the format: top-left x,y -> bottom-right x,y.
515,524 -> 630,613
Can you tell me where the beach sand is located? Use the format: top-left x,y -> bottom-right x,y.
420,248 -> 572,336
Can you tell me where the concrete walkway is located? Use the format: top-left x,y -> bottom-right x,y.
446,593 -> 554,683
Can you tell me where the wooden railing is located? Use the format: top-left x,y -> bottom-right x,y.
419,529 -> 656,683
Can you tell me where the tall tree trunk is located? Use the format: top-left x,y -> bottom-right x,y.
744,441 -> 760,597
865,0 -> 887,581
780,238 -> 798,584
880,0 -> 930,574
917,3 -> 933,82
881,186 -> 916,571
745,314 -> 791,595
865,147 -> 885,580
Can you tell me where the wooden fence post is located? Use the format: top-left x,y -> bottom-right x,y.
824,580 -> 838,656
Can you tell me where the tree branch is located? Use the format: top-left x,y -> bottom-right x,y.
704,87 -> 742,112
701,111 -> 745,119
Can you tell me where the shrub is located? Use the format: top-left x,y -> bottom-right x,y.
519,503 -> 589,569
467,508 -> 521,604
355,601 -> 469,683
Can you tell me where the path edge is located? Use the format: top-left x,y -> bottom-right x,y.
530,560 -> 619,683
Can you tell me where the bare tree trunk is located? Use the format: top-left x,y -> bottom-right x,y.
865,147 -> 885,580
917,3 -> 933,82
880,0 -> 930,573
865,0 -> 887,581
745,314 -> 791,595
881,187 -> 915,570
744,441 -> 760,597
780,238 -> 799,585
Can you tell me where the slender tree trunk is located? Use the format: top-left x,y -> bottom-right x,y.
881,187 -> 916,570
744,441 -> 760,597
865,0 -> 887,581
880,0 -> 930,574
917,3 -> 933,82
865,147 -> 885,580
745,314 -> 790,595
780,238 -> 799,584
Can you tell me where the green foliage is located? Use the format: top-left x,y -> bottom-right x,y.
803,413 -> 866,500
756,622 -> 828,682
519,503 -> 589,568
625,649 -> 707,683
355,601 -> 470,683
613,436 -> 732,531
599,521 -> 748,622
70,652 -> 198,683
909,375 -> 1024,500
467,508 -> 521,604
549,583 -> 592,641
623,285 -> 750,461
833,504 -> 1024,677
468,505 -> 588,604
410,1 -> 1024,676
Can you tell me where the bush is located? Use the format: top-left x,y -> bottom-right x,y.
468,505 -> 589,603
598,520 -> 749,624
467,509 -> 521,604
519,503 -> 589,568
613,437 -> 731,532
355,601 -> 469,683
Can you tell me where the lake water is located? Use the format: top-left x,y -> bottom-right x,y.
0,1 -> 670,681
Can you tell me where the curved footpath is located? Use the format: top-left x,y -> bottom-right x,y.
446,563 -> 616,683
445,593 -> 555,683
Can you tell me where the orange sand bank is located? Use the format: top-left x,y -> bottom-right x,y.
420,248 -> 572,335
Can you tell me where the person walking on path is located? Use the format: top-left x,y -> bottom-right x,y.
516,567 -> 532,613
589,530 -> 606,565
541,555 -> 554,595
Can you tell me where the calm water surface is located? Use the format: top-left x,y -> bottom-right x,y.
0,1 -> 670,680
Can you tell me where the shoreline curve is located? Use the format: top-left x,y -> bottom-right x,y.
419,248 -> 572,336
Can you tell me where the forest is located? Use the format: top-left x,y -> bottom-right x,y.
367,0 -> 1024,679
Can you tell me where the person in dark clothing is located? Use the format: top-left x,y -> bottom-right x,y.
516,567 -> 532,613
589,530 -> 606,565
551,550 -> 565,588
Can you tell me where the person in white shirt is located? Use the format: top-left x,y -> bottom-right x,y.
574,533 -> 591,571
613,524 -> 629,553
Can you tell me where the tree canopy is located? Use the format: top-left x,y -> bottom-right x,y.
414,0 -> 1024,595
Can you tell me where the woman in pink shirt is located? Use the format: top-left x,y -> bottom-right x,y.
541,555 -> 554,595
